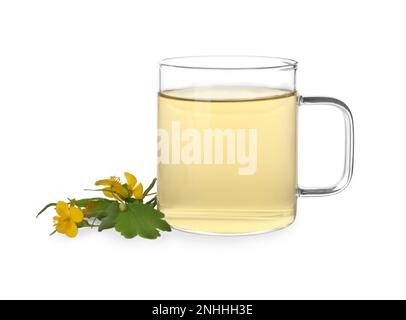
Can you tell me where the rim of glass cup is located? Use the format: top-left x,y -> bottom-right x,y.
159,55 -> 298,70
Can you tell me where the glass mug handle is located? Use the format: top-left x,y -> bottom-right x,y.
298,96 -> 354,197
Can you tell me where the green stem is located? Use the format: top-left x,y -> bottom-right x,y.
84,189 -> 124,198
75,197 -> 109,202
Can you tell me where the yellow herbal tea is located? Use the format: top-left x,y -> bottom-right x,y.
158,87 -> 298,234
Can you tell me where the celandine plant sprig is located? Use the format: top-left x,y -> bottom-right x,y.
36,172 -> 171,239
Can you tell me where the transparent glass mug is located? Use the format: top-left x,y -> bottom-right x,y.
157,56 -> 354,235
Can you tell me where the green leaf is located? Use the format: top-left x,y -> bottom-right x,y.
36,202 -> 56,218
74,197 -> 109,208
77,220 -> 92,228
115,202 -> 171,239
83,199 -> 116,219
98,202 -> 120,231
77,198 -> 120,231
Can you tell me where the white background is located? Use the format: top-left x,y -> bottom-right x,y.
0,0 -> 405,300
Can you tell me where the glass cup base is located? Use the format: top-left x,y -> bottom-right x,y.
163,210 -> 296,235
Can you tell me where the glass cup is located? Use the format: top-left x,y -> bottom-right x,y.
157,56 -> 354,235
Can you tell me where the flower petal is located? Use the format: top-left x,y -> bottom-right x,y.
64,221 -> 78,238
55,201 -> 69,218
95,179 -> 114,187
102,188 -> 115,198
113,184 -> 130,199
133,183 -> 144,199
70,206 -> 84,223
124,172 -> 137,190
56,221 -> 68,234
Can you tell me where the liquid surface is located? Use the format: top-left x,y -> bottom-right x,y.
158,87 -> 298,234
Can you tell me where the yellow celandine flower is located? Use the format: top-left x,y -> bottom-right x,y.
95,172 -> 144,200
95,176 -> 129,200
53,201 -> 84,238
124,172 -> 144,200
